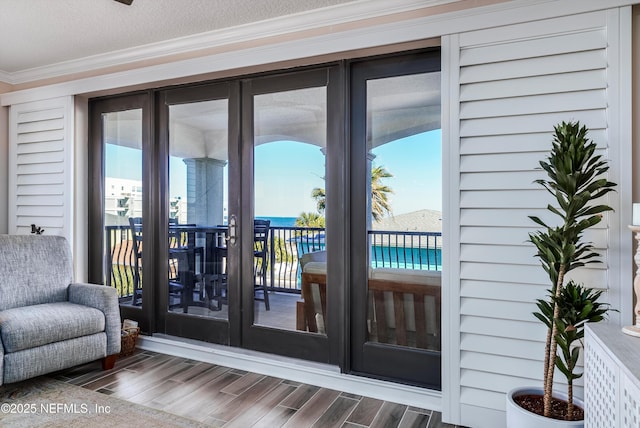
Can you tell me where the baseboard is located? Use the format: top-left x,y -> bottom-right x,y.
138,334 -> 442,411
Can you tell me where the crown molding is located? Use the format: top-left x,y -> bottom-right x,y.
2,0 -> 636,106
2,0 -> 452,85
0,70 -> 13,86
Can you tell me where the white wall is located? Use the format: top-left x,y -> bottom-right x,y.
74,96 -> 88,282
0,106 -> 7,233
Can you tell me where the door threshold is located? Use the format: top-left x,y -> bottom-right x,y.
138,334 -> 442,411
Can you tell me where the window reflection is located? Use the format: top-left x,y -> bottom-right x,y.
167,99 -> 230,319
102,109 -> 144,306
365,73 -> 443,351
253,86 -> 328,333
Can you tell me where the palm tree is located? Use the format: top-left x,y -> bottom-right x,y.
311,187 -> 326,214
371,165 -> 393,222
295,212 -> 326,228
310,165 -> 393,221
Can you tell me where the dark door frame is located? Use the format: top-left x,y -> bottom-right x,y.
348,48 -> 442,389
88,48 -> 442,386
155,81 -> 241,344
239,65 -> 343,364
88,91 -> 155,333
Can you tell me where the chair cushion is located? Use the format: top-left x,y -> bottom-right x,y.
369,267 -> 441,286
0,302 -> 106,353
302,262 -> 327,274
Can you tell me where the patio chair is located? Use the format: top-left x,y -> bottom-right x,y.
253,219 -> 271,310
205,219 -> 272,311
168,220 -> 205,310
129,217 -> 202,310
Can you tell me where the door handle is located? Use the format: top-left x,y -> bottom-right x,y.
226,214 -> 237,246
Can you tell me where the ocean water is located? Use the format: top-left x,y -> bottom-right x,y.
371,246 -> 442,271
257,216 -> 298,227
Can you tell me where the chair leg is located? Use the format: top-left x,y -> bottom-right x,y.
263,284 -> 270,311
133,262 -> 142,306
261,266 -> 270,310
102,354 -> 118,370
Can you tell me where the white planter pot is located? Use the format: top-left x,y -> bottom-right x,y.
506,387 -> 584,428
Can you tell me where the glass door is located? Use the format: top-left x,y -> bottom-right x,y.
158,82 -> 240,344
89,54 -> 441,377
350,51 -> 443,388
89,67 -> 342,358
240,67 -> 341,363
89,93 -> 153,332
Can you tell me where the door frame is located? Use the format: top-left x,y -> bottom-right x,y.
155,81 -> 241,344
88,49 -> 441,383
348,49 -> 442,388
238,65 -> 344,364
88,92 -> 155,333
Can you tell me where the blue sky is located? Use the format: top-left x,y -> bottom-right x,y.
254,130 -> 442,217
254,141 -> 325,217
105,144 -> 142,181
106,129 -> 442,218
371,130 -> 442,215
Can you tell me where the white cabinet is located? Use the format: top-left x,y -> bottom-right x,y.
585,324 -> 640,427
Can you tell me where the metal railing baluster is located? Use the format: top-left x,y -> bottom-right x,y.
104,225 -> 442,298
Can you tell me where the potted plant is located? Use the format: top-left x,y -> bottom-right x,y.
505,121 -> 616,427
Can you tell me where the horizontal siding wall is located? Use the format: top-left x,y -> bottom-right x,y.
8,97 -> 74,241
449,9 -> 623,428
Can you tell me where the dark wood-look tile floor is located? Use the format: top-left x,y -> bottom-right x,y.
54,350 -> 461,428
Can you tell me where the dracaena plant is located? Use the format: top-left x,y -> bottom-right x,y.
528,121 -> 616,420
534,281 -> 612,419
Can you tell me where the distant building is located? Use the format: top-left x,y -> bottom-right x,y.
104,177 -> 142,225
105,177 -> 184,225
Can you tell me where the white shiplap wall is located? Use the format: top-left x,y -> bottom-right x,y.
444,8 -> 629,428
8,97 -> 74,241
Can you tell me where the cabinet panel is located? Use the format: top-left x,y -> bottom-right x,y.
621,375 -> 640,428
585,333 -> 619,427
585,324 -> 640,428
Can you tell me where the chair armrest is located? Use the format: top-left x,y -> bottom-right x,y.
0,344 -> 3,386
69,283 -> 121,355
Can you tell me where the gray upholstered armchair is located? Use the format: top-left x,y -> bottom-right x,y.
0,235 -> 121,385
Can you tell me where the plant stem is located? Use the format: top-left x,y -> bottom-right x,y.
542,315 -> 553,402
567,379 -> 574,420
544,266 -> 565,417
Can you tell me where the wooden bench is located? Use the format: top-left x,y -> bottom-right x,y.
368,272 -> 441,350
296,266 -> 327,333
296,267 -> 441,350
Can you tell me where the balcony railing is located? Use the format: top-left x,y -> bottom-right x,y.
105,225 -> 138,300
368,230 -> 442,271
104,225 -> 442,299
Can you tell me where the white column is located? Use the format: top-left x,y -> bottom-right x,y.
183,157 -> 227,226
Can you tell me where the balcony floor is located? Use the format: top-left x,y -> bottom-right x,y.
55,350 -> 459,427
166,291 -> 301,331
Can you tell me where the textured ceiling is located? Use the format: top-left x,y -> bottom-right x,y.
0,0 -> 357,74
